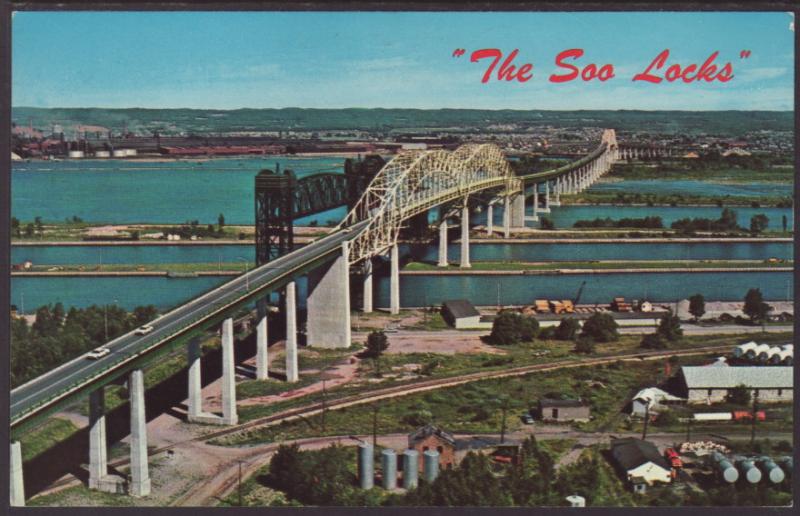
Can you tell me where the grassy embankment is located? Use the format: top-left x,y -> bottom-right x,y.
214,331 -> 793,443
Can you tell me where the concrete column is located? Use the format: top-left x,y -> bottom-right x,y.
256,303 -> 269,380
459,204 -> 471,268
89,389 -> 109,490
306,241 -> 351,349
551,177 -> 561,206
186,337 -> 204,421
511,193 -> 525,227
486,204 -> 493,235
403,449 -> 419,489
129,369 -> 151,497
502,196 -> 511,238
532,184 -> 539,220
390,244 -> 400,315
382,449 -> 397,490
437,220 -> 448,267
221,318 -> 238,425
10,441 -> 24,507
285,281 -> 299,383
362,258 -> 373,313
542,181 -> 550,213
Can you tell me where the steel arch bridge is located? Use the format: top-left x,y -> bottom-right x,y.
341,129 -> 618,264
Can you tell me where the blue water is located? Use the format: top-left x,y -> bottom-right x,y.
11,271 -> 792,312
11,157 -> 347,226
591,179 -> 791,198
11,160 -> 793,229
12,241 -> 794,266
377,272 -> 794,307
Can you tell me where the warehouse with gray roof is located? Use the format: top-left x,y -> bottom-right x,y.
678,366 -> 793,404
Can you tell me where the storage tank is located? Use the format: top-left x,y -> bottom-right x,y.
733,341 -> 758,358
402,449 -> 418,489
781,351 -> 793,366
693,412 -> 733,422
710,452 -> 739,483
423,450 -> 439,483
381,449 -> 397,490
758,346 -> 782,363
358,443 -> 374,489
778,456 -> 793,476
735,457 -> 762,484
770,349 -> 792,365
781,344 -> 793,352
757,456 -> 785,484
746,344 -> 770,360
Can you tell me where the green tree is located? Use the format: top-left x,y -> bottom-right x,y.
688,294 -> 706,322
24,223 -> 34,237
782,215 -> 788,233
726,384 -> 751,406
218,213 -> 226,232
749,214 -> 769,234
574,335 -> 595,354
11,216 -> 20,237
554,317 -> 580,341
580,313 -> 619,343
489,311 -> 538,345
719,207 -> 738,230
656,310 -> 683,341
364,330 -> 389,376
34,216 -> 43,233
743,288 -> 772,324
640,332 -> 668,350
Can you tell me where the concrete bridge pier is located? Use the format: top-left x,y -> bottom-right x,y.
186,337 -> 205,422
285,281 -> 299,382
220,318 -> 239,425
390,244 -> 400,314
306,241 -> 352,349
437,220 -> 448,267
128,369 -> 151,497
10,441 -> 24,507
486,203 -> 494,235
460,204 -> 471,268
502,195 -> 511,237
362,258 -> 373,313
530,185 -> 539,221
551,177 -> 561,206
510,192 -> 526,228
256,299 -> 269,380
540,181 -> 551,213
88,388 -> 125,493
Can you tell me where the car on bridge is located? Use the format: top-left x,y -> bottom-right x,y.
134,324 -> 154,335
86,346 -> 111,360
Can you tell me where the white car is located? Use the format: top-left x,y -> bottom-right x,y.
134,324 -> 154,335
86,346 -> 111,360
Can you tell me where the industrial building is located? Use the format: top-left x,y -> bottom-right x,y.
441,299 -> 487,329
408,424 -> 456,471
538,398 -> 591,422
677,366 -> 793,404
610,438 -> 672,493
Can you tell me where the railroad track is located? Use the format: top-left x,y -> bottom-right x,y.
36,343 -> 735,499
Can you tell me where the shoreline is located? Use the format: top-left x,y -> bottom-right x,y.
401,267 -> 793,276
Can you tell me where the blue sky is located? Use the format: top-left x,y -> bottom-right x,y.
12,11 -> 794,110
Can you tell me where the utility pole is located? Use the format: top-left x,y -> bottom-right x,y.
237,460 -> 243,506
750,390 -> 759,449
499,397 -> 509,444
321,377 -> 327,433
372,403 -> 379,449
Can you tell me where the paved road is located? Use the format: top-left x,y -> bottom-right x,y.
11,221 -> 368,428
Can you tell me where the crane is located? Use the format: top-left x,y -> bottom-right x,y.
573,280 -> 587,305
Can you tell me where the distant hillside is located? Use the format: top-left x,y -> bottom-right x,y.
11,107 -> 793,137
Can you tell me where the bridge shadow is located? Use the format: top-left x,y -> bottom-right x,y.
23,315 -> 286,497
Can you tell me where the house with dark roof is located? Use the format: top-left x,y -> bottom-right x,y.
538,398 -> 591,422
610,438 -> 672,492
441,300 -> 487,329
408,424 -> 456,470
